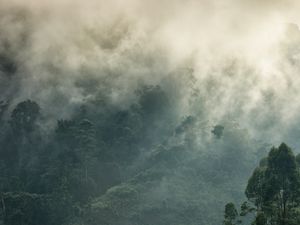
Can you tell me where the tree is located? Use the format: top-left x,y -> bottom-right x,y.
212,125 -> 224,139
245,167 -> 265,210
9,100 -> 40,136
0,100 -> 41,190
244,143 -> 300,225
53,118 -> 100,203
223,202 -> 238,225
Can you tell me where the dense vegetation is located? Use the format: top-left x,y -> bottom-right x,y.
1,3 -> 300,225
223,143 -> 300,225
0,86 -> 271,225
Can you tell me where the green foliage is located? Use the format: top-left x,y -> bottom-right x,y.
0,192 -> 50,225
9,100 -> 40,135
223,202 -> 238,225
212,125 -> 225,139
253,212 -> 267,225
0,94 -> 268,225
244,143 -> 300,225
224,203 -> 238,220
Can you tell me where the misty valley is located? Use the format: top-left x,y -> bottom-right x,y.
2,1 -> 300,225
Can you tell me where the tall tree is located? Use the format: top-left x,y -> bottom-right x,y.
245,143 -> 300,225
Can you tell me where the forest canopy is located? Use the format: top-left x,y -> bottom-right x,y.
1,0 -> 300,225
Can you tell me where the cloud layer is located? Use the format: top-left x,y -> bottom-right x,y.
1,0 -> 300,147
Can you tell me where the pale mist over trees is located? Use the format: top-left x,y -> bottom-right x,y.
1,0 -> 300,225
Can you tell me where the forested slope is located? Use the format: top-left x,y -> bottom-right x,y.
0,88 -> 268,225
1,1 -> 300,225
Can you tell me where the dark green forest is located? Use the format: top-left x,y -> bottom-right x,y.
2,92 -> 300,225
0,92 -> 293,225
2,1 -> 300,225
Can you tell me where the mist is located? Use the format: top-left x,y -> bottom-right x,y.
1,0 -> 300,144
1,1 -> 300,225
